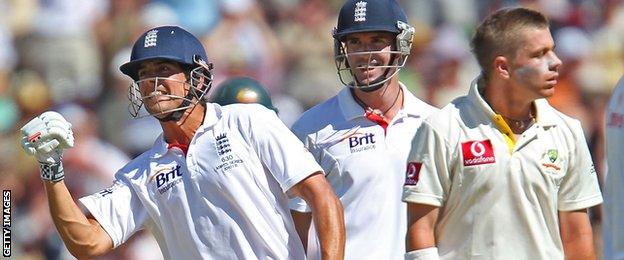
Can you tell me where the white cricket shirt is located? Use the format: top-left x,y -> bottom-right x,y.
290,83 -> 437,259
402,79 -> 603,259
604,77 -> 624,260
79,103 -> 322,259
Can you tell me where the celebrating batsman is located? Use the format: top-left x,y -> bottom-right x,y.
20,25 -> 345,259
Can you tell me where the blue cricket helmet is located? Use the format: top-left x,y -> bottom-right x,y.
121,25 -> 214,121
333,0 -> 415,91
120,25 -> 209,80
334,0 -> 408,40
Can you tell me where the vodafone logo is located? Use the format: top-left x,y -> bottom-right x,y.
404,162 -> 422,186
470,141 -> 486,157
462,140 -> 495,166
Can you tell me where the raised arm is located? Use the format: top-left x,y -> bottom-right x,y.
20,111 -> 113,258
290,172 -> 345,260
44,181 -> 113,258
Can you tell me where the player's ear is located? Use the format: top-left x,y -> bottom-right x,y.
494,56 -> 510,79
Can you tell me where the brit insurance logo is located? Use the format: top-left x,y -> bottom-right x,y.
354,1 -> 367,22
149,165 -> 183,194
348,132 -> 376,153
461,139 -> 496,166
144,29 -> 158,48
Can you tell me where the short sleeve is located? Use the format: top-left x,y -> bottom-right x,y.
557,122 -> 603,211
78,179 -> 148,248
287,126 -> 340,213
402,122 -> 452,207
288,127 -> 314,213
288,153 -> 339,213
247,107 -> 323,194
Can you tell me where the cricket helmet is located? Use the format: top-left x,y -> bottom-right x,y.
120,26 -> 214,121
333,0 -> 415,91
210,77 -> 277,113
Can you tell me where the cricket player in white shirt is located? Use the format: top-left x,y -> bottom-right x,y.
289,0 -> 437,259
402,8 -> 603,260
19,25 -> 345,259
604,76 -> 624,260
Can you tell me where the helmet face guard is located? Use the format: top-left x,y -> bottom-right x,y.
334,21 -> 414,91
127,57 -> 214,119
120,26 -> 214,121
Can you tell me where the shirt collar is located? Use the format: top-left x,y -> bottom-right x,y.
337,86 -> 364,120
467,77 -> 558,128
400,82 -> 426,118
532,99 -> 558,127
151,134 -> 168,158
149,104 -> 221,159
202,103 -> 220,128
338,82 -> 424,120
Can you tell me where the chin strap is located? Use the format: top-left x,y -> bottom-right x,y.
157,94 -> 194,122
158,72 -> 208,122
355,54 -> 399,92
358,77 -> 387,92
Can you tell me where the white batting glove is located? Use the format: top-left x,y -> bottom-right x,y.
20,111 -> 74,182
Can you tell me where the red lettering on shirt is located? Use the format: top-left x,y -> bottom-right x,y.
462,140 -> 496,166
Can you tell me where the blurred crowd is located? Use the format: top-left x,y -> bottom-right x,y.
1,0 -> 622,259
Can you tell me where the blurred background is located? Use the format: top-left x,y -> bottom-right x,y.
0,0 -> 621,259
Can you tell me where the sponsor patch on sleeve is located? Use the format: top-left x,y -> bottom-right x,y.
404,162 -> 422,186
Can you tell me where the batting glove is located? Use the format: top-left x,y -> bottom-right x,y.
20,111 -> 74,182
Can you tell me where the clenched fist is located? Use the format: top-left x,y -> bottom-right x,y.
20,111 -> 74,182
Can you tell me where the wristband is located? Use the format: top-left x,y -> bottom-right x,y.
39,161 -> 65,182
405,247 -> 439,260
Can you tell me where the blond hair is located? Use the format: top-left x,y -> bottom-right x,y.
470,7 -> 550,80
